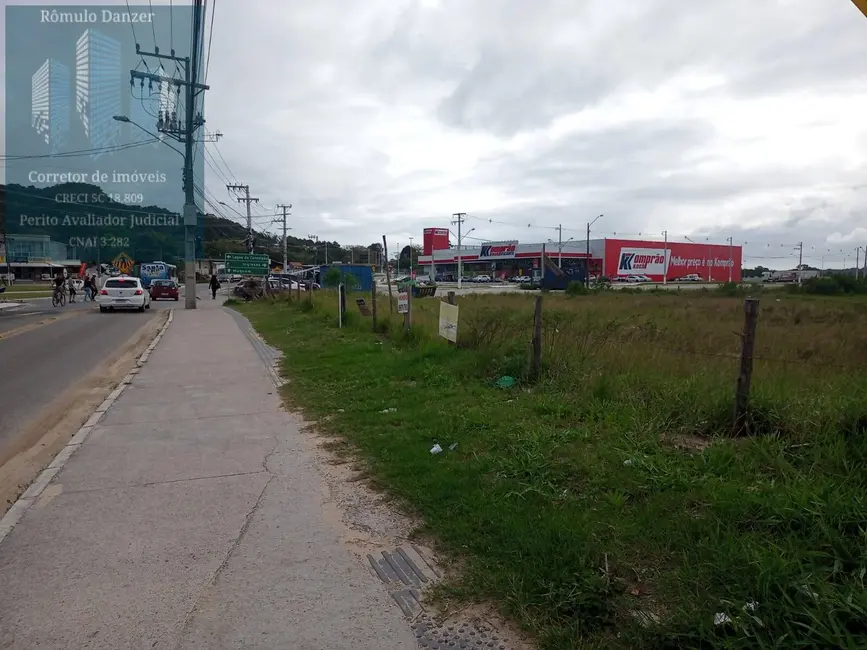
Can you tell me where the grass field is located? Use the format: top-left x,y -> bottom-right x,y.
236,288 -> 867,649
1,284 -> 51,293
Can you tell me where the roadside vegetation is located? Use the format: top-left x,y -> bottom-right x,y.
236,288 -> 867,649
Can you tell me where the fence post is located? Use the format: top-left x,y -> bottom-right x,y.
530,295 -> 543,380
733,298 -> 759,435
371,282 -> 378,331
383,235 -> 394,314
338,283 -> 344,328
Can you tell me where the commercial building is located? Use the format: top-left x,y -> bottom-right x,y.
31,58 -> 71,152
75,28 -> 121,156
416,230 -> 742,283
0,234 -> 81,281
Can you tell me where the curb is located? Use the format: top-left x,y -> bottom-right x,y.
0,309 -> 174,545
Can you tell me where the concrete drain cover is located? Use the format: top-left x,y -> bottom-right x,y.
367,546 -> 518,650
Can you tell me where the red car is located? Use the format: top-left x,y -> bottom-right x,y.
149,279 -> 179,300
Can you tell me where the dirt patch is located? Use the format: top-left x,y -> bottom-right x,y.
292,418 -> 533,649
660,432 -> 712,452
0,310 -> 168,513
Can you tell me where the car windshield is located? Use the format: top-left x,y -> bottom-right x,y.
105,279 -> 138,288
153,280 -> 173,286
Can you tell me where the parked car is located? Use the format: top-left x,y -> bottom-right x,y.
612,275 -> 631,282
677,274 -> 702,282
474,275 -> 493,283
149,279 -> 180,301
627,275 -> 652,283
98,276 -> 151,312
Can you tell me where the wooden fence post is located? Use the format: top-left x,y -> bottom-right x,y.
530,295 -> 543,380
383,235 -> 394,314
338,284 -> 345,328
371,282 -> 378,331
733,298 -> 759,435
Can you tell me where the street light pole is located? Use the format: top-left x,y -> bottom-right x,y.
663,230 -> 668,284
586,214 -> 603,288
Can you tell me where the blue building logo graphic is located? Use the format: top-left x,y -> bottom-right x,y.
31,59 -> 70,152
75,28 -> 121,157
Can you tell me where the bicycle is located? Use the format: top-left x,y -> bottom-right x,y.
52,285 -> 66,307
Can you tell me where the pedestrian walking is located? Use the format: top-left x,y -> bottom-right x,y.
67,276 -> 77,303
209,274 -> 220,299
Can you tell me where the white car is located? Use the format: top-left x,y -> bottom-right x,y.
627,274 -> 652,283
474,275 -> 493,283
98,276 -> 151,312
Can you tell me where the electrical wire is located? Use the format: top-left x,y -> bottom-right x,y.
203,0 -> 216,86
0,139 -> 161,161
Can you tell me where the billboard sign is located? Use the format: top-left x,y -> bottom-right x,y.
616,248 -> 669,275
4,5 -> 204,269
479,241 -> 518,260
423,228 -> 450,255
604,239 -> 742,282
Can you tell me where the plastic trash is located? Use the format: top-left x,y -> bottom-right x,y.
495,376 -> 517,389
380,407 -> 397,414
714,612 -> 732,626
430,444 -> 443,454
448,442 -> 458,451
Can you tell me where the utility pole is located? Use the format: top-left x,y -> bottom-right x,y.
130,0 -> 209,309
452,213 -> 467,289
662,230 -> 668,284
227,184 -> 259,252
275,204 -> 292,271
795,242 -> 803,284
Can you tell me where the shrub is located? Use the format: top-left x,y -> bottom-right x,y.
565,281 -> 589,297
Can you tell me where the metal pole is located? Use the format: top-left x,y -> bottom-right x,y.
663,230 -> 668,284
726,237 -> 732,283
585,222 -> 590,288
558,224 -> 563,267
453,213 -> 466,289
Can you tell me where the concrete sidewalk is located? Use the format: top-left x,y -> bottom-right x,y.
0,299 -> 419,649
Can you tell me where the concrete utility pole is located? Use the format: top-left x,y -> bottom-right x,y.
795,241 -> 804,284
130,0 -> 210,309
275,204 -> 292,271
452,213 -> 468,289
408,236 -> 414,275
227,184 -> 259,252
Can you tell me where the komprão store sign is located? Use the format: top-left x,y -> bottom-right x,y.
4,4 -> 204,265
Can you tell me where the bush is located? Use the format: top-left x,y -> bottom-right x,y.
565,281 -> 589,296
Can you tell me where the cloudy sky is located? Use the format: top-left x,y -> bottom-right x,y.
5,0 -> 867,268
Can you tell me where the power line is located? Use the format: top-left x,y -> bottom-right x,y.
148,0 -> 158,49
204,0 -> 216,85
0,138 -> 160,161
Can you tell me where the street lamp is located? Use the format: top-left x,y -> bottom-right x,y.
113,115 -> 184,158
586,214 -> 603,288
408,236 -> 414,276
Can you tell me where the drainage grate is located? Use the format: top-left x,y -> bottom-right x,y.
367,545 -> 519,650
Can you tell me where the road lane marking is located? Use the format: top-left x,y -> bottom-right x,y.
0,309 -> 87,341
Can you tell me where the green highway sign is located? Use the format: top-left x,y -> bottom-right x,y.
225,253 -> 270,275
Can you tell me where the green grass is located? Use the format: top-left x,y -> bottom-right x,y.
236,291 -> 867,649
1,284 -> 52,293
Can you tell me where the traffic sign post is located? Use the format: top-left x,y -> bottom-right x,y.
113,252 -> 135,275
224,253 -> 270,276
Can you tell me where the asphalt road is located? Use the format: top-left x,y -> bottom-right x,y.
0,286 -> 200,463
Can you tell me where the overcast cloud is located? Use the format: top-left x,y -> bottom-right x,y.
6,0 -> 867,268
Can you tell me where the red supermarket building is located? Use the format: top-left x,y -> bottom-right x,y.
417,229 -> 742,283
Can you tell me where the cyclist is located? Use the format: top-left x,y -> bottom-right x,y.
52,274 -> 65,305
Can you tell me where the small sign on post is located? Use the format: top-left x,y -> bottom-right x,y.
397,289 -> 409,314
438,300 -> 458,343
356,298 -> 371,316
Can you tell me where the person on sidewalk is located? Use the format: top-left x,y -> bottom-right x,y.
209,274 -> 221,299
67,276 -> 77,303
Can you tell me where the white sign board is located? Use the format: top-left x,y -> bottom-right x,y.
397,290 -> 409,314
438,301 -> 458,342
616,248 -> 670,276
479,241 -> 518,261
